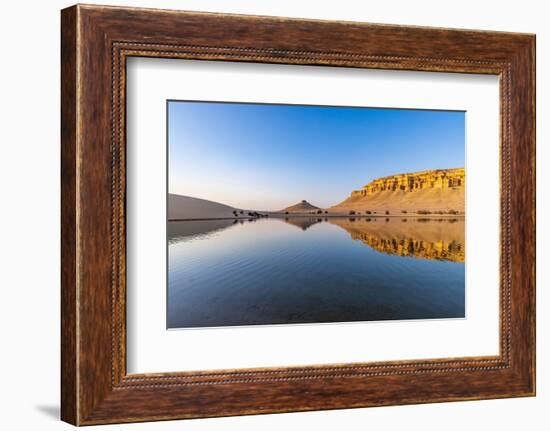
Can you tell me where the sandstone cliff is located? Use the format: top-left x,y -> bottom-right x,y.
331,168 -> 465,214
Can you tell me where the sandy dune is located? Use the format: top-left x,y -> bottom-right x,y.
168,194 -> 241,220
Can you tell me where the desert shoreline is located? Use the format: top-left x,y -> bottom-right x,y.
168,213 -> 465,222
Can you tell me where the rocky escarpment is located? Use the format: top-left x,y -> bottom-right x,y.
331,168 -> 465,214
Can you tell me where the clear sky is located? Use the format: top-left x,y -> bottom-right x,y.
168,101 -> 465,211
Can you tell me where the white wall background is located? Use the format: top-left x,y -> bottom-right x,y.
0,1 -> 546,429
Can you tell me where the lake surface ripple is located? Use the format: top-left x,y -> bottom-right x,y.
168,217 -> 465,328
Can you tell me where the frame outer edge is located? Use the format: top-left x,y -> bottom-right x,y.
526,35 -> 536,395
503,35 -> 536,396
60,4 -> 536,425
531,35 -> 536,396
61,5 -> 79,426
521,34 -> 536,395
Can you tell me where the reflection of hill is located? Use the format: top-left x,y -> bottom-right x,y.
329,218 -> 465,263
168,219 -> 235,242
282,217 -> 323,231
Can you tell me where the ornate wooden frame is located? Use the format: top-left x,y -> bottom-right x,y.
61,4 -> 535,425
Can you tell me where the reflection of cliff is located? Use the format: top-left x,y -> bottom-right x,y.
329,217 -> 465,263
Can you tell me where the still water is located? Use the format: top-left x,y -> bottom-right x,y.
168,217 -> 465,329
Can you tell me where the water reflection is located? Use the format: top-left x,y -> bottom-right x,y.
169,216 -> 465,263
168,218 -> 236,243
326,217 -> 464,263
283,217 -> 323,231
167,217 -> 465,328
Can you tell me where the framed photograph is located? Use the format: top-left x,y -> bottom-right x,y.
61,4 -> 535,425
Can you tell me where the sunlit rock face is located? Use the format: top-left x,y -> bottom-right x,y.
328,217 -> 465,263
352,168 -> 465,196
332,168 -> 465,214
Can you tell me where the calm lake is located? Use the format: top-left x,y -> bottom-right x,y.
167,217 -> 465,329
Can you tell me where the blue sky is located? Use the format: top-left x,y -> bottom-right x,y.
168,101 -> 464,211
